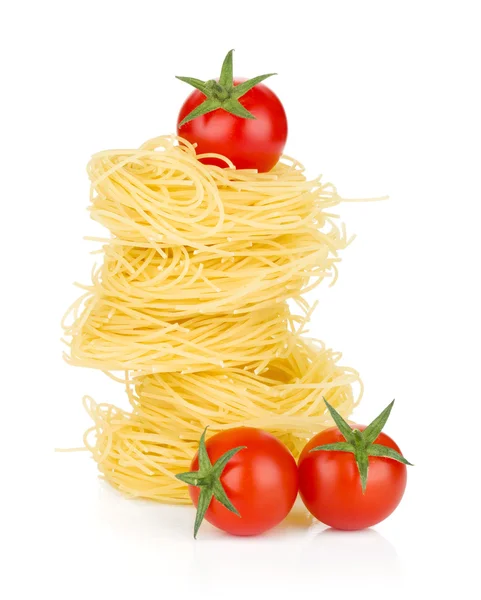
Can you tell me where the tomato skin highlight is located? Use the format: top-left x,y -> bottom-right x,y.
188,427 -> 298,536
298,426 -> 407,530
177,79 -> 288,173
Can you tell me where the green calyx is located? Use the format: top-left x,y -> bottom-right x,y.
175,428 -> 246,538
176,49 -> 276,127
311,400 -> 413,493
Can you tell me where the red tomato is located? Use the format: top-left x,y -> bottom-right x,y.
177,79 -> 288,172
298,426 -> 407,530
188,427 -> 298,536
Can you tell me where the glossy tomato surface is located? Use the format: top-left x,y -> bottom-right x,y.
189,427 -> 298,536
177,79 -> 287,172
298,426 -> 407,530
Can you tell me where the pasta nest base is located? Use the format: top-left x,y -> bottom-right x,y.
83,337 -> 362,503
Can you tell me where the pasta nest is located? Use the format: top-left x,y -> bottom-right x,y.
83,336 -> 362,503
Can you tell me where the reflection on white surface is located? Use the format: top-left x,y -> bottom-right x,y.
299,526 -> 403,583
89,482 -> 402,592
186,504 -> 402,590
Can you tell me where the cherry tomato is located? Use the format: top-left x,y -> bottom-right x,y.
188,427 -> 298,536
298,426 -> 407,530
177,79 -> 287,172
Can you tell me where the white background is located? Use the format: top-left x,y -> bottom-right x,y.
2,1 -> 480,598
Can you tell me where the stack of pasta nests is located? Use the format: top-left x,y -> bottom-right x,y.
63,135 -> 362,503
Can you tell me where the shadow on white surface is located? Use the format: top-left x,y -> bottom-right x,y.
94,480 -> 194,540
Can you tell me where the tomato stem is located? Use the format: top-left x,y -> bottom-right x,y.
176,49 -> 277,127
176,427 -> 246,538
310,400 -> 413,493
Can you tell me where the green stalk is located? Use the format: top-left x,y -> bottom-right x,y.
176,49 -> 276,127
176,428 -> 246,538
311,400 -> 413,493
